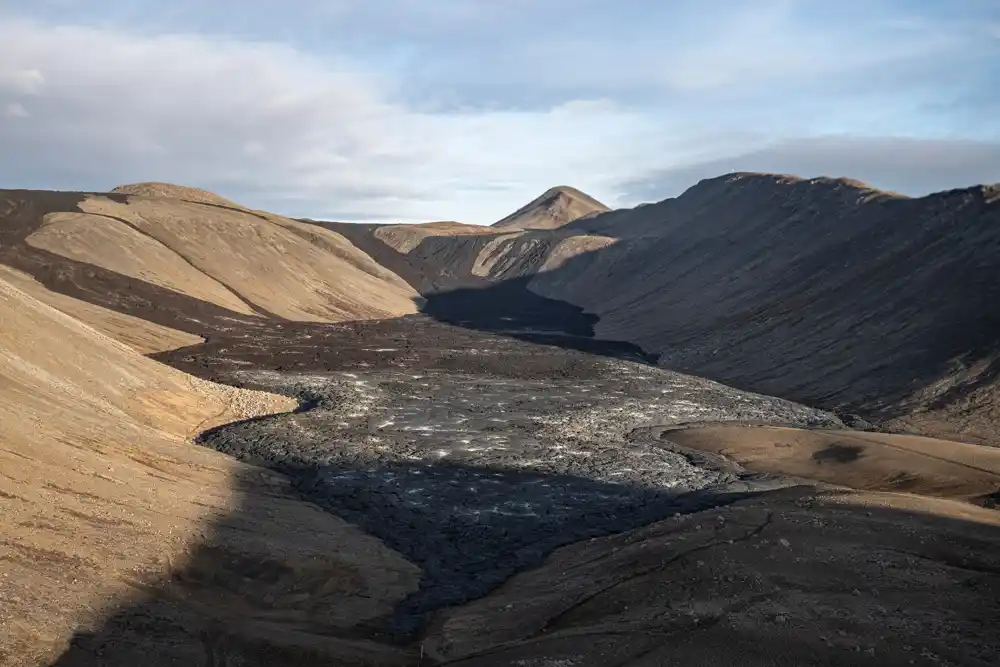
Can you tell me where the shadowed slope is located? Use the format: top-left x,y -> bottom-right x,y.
336,173 -> 1000,443
0,269 -> 422,667
425,487 -> 1000,666
0,264 -> 203,354
530,174 -> 1000,440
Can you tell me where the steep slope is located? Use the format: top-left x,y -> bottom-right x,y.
527,174 -> 1000,441
374,220 -> 496,254
4,174 -> 1000,666
491,185 -> 610,230
341,174 -> 1000,443
0,264 -> 202,354
0,274 -> 421,666
326,221 -> 553,294
0,188 -> 419,339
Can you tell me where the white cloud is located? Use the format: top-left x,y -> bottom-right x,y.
0,17 -> 673,222
4,102 -> 29,118
0,67 -> 45,95
0,4 -> 996,222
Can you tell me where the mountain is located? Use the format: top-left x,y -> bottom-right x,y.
0,186 -> 427,664
530,174 -> 1000,440
490,185 -> 610,230
3,173 -> 1000,665
348,173 -> 1000,445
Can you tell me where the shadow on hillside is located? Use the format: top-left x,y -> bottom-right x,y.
47,470 -> 409,667
45,452 -> 1000,666
399,218 -> 1000,422
421,276 -> 660,365
0,190 -> 271,337
195,444 -> 755,634
45,452 -> 757,666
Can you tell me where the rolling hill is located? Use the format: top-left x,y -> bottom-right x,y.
0,187 -> 420,341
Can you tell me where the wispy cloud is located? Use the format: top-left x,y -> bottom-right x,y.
619,137 -> 1000,203
0,16 -> 675,221
0,1 -> 997,222
4,102 -> 29,118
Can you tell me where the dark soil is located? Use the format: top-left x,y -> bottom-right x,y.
160,314 -> 836,636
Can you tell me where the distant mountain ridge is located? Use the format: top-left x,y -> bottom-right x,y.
4,173 -> 998,444
491,185 -> 610,230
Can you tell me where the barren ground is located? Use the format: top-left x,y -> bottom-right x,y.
2,183 -> 999,666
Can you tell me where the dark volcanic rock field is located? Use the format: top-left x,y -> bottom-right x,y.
162,313 -> 838,634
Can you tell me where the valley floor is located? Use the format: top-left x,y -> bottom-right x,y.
166,315 -> 836,633
4,259 -> 997,666
134,314 -> 1000,666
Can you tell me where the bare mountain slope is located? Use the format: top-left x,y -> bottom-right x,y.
342,173 -> 1000,443
0,273 -> 421,666
4,175 -> 1000,666
374,220 -> 496,254
491,185 -> 610,230
110,182 -> 245,208
528,174 -> 1000,441
425,487 -> 1000,666
0,188 -> 419,341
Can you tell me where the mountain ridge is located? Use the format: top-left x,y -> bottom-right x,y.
339,171 -> 1000,445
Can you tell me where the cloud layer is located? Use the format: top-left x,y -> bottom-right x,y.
1,2 -> 998,222
620,137 -> 1000,204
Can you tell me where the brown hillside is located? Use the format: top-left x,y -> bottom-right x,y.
110,182 -> 244,208
665,424 -> 1000,503
0,188 -> 419,335
491,185 -> 610,230
0,273 -> 422,666
3,175 -> 1000,666
0,264 -> 201,354
374,220 -> 496,254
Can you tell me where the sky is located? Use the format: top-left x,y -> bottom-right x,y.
1,1 -> 998,223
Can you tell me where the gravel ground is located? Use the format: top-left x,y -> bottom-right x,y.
183,316 -> 840,634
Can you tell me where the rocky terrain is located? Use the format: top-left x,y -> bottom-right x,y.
0,268 -> 421,667
1,178 -> 999,666
162,314 -> 837,634
329,174 -> 1000,445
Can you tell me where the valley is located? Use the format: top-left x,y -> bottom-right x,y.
1,179 -> 999,666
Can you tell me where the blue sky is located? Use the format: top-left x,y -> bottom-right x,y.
1,1 -> 998,222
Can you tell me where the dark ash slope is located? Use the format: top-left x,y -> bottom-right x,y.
328,174 -> 1000,443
